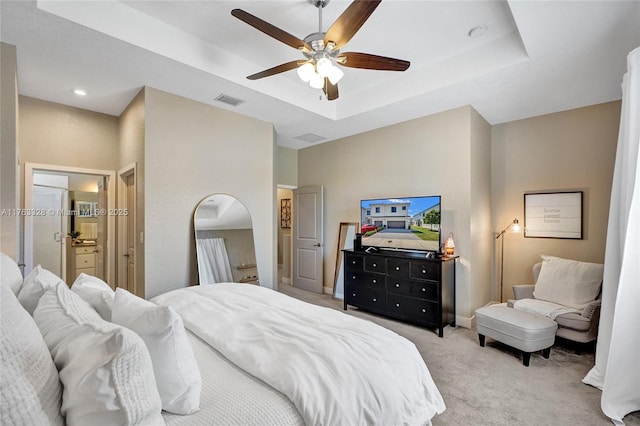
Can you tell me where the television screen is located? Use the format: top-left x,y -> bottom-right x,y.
360,195 -> 441,252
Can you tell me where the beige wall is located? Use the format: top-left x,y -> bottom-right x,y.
277,146 -> 298,187
298,106 -> 492,323
491,101 -> 620,301
18,96 -> 119,171
143,87 -> 276,299
277,188 -> 293,265
0,43 -> 19,258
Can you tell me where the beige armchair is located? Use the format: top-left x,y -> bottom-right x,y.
508,261 -> 602,348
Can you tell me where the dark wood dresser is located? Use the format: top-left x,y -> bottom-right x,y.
343,249 -> 457,337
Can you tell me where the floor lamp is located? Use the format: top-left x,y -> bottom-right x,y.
496,218 -> 520,302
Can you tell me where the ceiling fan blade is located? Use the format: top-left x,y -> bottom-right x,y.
323,78 -> 339,101
323,0 -> 382,50
231,9 -> 312,53
247,60 -> 302,80
338,52 -> 410,71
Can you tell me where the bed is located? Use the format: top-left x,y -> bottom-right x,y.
1,252 -> 445,425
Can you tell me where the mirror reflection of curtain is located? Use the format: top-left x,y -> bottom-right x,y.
196,232 -> 233,284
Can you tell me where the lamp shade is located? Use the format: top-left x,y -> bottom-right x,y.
316,57 -> 332,78
445,232 -> 455,255
297,63 -> 315,83
309,72 -> 324,89
327,65 -> 344,85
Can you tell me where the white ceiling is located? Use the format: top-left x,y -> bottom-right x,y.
2,1 -> 639,149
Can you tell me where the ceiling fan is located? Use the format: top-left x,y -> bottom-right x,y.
231,0 -> 410,101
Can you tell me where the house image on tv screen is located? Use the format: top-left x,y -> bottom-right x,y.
363,200 -> 411,229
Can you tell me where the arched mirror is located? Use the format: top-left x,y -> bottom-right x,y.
194,194 -> 258,285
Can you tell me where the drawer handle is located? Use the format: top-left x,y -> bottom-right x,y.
422,287 -> 426,292
422,308 -> 426,313
372,298 -> 377,302
395,283 -> 400,288
395,266 -> 400,271
352,293 -> 356,297
422,269 -> 426,274
352,275 -> 356,279
352,260 -> 356,264
372,279 -> 377,284
372,263 -> 377,267
395,303 -> 400,308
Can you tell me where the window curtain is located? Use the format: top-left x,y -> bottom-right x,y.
196,236 -> 234,284
583,47 -> 640,424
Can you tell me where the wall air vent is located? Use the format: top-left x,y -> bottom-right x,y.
214,94 -> 244,107
294,133 -> 326,143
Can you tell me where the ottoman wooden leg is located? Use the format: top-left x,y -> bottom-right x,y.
478,334 -> 486,347
543,347 -> 551,359
522,352 -> 531,367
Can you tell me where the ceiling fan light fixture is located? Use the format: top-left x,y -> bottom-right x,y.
316,57 -> 332,77
309,72 -> 325,89
327,65 -> 344,85
297,62 -> 315,82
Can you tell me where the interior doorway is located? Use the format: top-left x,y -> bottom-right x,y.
117,164 -> 138,296
24,163 -> 116,284
277,187 -> 294,286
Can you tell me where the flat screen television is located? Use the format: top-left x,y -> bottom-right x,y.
360,195 -> 441,253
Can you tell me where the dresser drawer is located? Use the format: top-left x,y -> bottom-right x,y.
347,285 -> 385,313
75,246 -> 96,255
364,256 -> 385,274
344,254 -> 364,272
410,261 -> 440,281
387,258 -> 410,278
345,271 -> 385,290
386,294 -> 438,325
76,253 -> 95,268
412,281 -> 439,301
386,277 -> 413,297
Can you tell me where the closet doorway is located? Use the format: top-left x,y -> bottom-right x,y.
24,163 -> 116,284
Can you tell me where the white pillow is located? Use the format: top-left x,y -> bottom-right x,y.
112,288 -> 202,415
71,273 -> 114,320
33,283 -> 164,426
533,255 -> 604,309
18,265 -> 64,314
0,285 -> 64,426
1,252 -> 23,295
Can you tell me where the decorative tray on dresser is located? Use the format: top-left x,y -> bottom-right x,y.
343,248 -> 457,337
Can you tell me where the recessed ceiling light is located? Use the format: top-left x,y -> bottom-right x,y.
72,88 -> 87,96
468,25 -> 488,39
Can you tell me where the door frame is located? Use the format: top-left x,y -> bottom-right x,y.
24,163 -> 116,282
117,163 -> 136,293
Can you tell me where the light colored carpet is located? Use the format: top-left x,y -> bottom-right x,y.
278,283 -> 640,426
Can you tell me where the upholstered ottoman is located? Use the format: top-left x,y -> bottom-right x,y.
475,306 -> 558,366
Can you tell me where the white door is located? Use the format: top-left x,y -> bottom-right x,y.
95,176 -> 107,283
292,185 -> 324,293
32,185 -> 67,278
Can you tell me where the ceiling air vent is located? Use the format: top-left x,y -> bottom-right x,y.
294,133 -> 326,143
214,94 -> 244,107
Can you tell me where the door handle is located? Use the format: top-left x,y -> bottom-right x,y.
313,243 -> 322,247
123,254 -> 130,257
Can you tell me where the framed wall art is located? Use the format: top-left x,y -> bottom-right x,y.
524,191 -> 583,239
76,201 -> 95,218
280,198 -> 291,229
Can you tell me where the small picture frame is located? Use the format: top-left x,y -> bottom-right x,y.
76,201 -> 95,218
524,191 -> 583,239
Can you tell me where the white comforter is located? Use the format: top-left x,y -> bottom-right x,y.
152,284 -> 445,426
